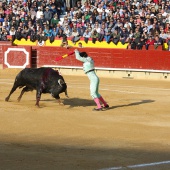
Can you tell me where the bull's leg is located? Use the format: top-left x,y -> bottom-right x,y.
57,99 -> 64,105
55,95 -> 64,105
35,87 -> 42,107
17,86 -> 30,102
5,84 -> 18,102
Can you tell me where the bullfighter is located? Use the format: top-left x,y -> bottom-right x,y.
74,49 -> 109,111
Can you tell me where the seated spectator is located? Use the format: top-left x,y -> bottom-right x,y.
145,36 -> 155,50
159,27 -> 168,42
84,10 -> 91,22
9,26 -> 16,36
80,15 -> 86,24
150,24 -> 160,37
120,27 -> 130,45
30,28 -> 37,42
98,24 -> 105,42
83,29 -> 91,43
50,4 -> 57,17
63,25 -> 71,37
44,25 -> 52,37
77,18 -> 85,28
38,31 -> 48,43
71,14 -> 78,23
112,29 -> 120,45
3,21 -> 10,32
129,29 -> 134,39
78,26 -> 85,37
76,8 -> 83,19
15,27 -> 22,40
26,11 -> 34,22
92,21 -> 100,32
55,0 -> 64,18
44,6 -> 52,25
154,35 -> 163,49
133,27 -> 141,44
23,15 -> 29,26
36,7 -> 43,20
27,20 -> 34,31
136,36 -> 146,50
142,30 -> 149,41
29,7 -> 36,21
49,33 -> 55,43
88,15 -> 95,25
104,27 -> 112,43
21,25 -> 30,40
71,22 -> 77,30
61,16 -> 69,27
75,1 -> 82,9
91,29 -> 98,44
51,27 -> 59,37
57,29 -> 67,42
96,12 -> 105,24
128,37 -> 137,50
69,7 -> 75,19
0,28 -> 8,41
0,10 -> 4,19
107,19 -> 114,29
9,16 -> 18,29
71,28 -> 80,44
50,14 -> 59,28
37,14 -> 47,29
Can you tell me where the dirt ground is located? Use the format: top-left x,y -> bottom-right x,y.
0,68 -> 170,170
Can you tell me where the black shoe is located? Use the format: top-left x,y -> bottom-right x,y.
93,108 -> 103,111
102,104 -> 109,109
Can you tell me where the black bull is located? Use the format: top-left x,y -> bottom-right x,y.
5,67 -> 68,107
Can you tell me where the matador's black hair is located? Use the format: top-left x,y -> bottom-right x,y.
79,52 -> 88,58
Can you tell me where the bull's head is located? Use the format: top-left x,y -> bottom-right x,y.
58,79 -> 69,98
50,79 -> 68,99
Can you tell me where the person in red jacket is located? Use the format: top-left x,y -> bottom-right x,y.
145,36 -> 155,50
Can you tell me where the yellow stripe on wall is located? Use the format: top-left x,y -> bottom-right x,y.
12,38 -> 128,49
11,38 -> 168,50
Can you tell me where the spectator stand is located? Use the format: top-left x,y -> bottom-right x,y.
1,0 -> 170,51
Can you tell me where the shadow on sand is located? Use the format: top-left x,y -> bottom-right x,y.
0,138 -> 169,170
63,98 -> 155,110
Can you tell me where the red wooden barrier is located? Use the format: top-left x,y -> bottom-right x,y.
36,47 -> 170,71
0,41 -> 12,64
0,44 -> 170,72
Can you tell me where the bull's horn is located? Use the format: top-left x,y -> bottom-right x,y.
58,79 -> 64,86
65,89 -> 69,98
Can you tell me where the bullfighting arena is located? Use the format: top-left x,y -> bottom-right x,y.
0,68 -> 170,170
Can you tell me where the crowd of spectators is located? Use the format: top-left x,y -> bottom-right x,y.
0,0 -> 170,50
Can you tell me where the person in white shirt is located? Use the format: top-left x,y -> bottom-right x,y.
97,4 -> 103,13
36,7 -> 43,19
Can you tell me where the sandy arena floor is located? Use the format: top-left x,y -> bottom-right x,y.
0,68 -> 170,170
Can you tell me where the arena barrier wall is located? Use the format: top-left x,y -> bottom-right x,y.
0,41 -> 12,68
0,43 -> 170,80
